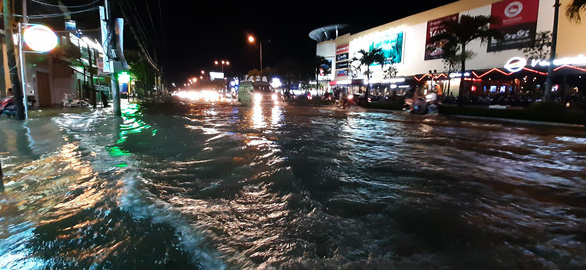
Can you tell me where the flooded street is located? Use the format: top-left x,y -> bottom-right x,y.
1,101 -> 585,269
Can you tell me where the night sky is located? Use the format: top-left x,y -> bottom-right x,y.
51,0 -> 459,84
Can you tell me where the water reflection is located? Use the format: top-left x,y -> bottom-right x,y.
251,103 -> 266,129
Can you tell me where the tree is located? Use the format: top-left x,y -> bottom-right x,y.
382,57 -> 399,80
351,48 -> 385,98
312,56 -> 331,93
522,31 -> 552,62
246,67 -> 276,81
276,58 -> 304,93
430,15 -> 503,100
127,50 -> 158,98
566,0 -> 586,21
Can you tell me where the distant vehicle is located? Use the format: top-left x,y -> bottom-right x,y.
238,81 -> 279,105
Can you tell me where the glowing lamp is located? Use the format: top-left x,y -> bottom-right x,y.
23,24 -> 58,52
118,72 -> 131,83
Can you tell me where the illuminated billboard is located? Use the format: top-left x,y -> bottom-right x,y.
210,72 -> 224,80
487,0 -> 539,52
351,30 -> 404,66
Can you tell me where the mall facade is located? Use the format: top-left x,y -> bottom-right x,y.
314,0 -> 586,101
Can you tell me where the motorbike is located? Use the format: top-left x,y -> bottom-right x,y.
410,92 -> 438,115
0,96 -> 36,117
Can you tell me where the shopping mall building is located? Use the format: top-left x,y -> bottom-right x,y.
313,0 -> 586,100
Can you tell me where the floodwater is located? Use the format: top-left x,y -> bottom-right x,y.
0,100 -> 585,269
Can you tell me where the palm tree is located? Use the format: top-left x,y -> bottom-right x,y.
351,47 -> 385,98
567,0 -> 586,21
312,56 -> 331,94
430,15 -> 503,100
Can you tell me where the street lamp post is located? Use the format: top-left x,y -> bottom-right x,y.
248,35 -> 267,75
214,60 -> 230,74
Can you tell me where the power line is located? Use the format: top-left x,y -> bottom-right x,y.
117,1 -> 159,71
120,1 -> 157,63
0,6 -> 98,18
30,0 -> 100,9
28,6 -> 99,19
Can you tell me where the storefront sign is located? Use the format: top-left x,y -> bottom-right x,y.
336,70 -> 348,77
449,72 -> 471,78
336,62 -> 349,69
504,57 -> 527,72
504,55 -> 586,72
424,14 -> 459,60
488,0 -> 539,52
389,77 -> 406,83
336,44 -> 349,54
336,53 -> 349,61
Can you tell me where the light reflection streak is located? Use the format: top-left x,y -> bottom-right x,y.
271,105 -> 282,127
252,103 -> 266,129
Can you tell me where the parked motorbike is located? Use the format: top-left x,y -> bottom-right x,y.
0,96 -> 37,117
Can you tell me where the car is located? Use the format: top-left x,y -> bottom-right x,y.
238,81 -> 279,105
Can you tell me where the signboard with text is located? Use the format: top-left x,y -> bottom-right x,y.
487,0 -> 539,52
335,44 -> 350,77
425,14 -> 459,60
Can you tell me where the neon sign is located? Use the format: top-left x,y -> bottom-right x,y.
504,57 -> 527,73
505,55 -> 586,72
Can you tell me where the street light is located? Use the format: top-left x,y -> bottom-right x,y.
248,35 -> 264,74
214,60 -> 230,74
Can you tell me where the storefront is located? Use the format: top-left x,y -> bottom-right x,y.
316,0 -> 586,103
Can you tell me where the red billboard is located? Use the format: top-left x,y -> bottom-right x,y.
425,14 -> 459,60
487,0 -> 539,52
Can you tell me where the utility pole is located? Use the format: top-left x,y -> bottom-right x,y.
544,0 -> 560,103
4,0 -> 25,120
0,159 -> 4,192
88,45 -> 96,108
103,0 -> 122,116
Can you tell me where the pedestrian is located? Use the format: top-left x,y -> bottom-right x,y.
101,91 -> 109,107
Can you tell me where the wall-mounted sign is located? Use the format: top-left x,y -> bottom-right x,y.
336,53 -> 349,61
449,71 -> 471,78
65,20 -> 77,33
504,57 -> 527,72
504,55 -> 586,72
336,70 -> 348,77
336,44 -> 349,54
336,62 -> 349,69
23,24 -> 58,52
488,0 -> 539,52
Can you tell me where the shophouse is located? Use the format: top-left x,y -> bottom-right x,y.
1,4 -> 103,108
315,0 -> 586,103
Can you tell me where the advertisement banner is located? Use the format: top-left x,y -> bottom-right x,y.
369,31 -> 404,65
487,0 -> 539,52
425,14 -> 459,60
